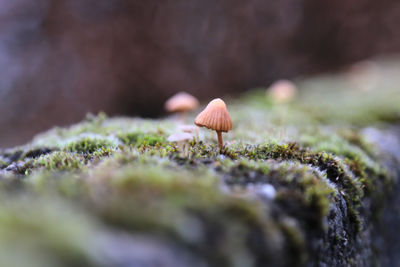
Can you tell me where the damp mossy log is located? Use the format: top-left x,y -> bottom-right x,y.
1,63 -> 400,267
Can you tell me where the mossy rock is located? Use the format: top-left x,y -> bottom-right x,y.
0,66 -> 400,267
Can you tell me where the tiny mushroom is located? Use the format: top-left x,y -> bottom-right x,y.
266,79 -> 297,103
168,132 -> 193,156
179,124 -> 200,140
165,92 -> 199,121
194,98 -> 232,151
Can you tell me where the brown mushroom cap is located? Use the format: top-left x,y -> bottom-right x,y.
165,92 -> 199,113
194,98 -> 232,132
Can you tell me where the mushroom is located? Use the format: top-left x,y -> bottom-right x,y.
179,125 -> 200,140
167,132 -> 193,156
194,98 -> 232,150
266,79 -> 297,103
165,92 -> 199,121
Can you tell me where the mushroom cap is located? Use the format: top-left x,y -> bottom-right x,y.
167,132 -> 193,142
194,98 -> 232,132
165,92 -> 199,113
267,79 -> 297,103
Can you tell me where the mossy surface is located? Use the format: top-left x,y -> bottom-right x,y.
1,61 -> 400,267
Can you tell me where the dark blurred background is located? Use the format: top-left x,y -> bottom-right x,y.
1,0 -> 400,147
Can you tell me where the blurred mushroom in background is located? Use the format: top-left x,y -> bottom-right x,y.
165,92 -> 199,122
266,80 -> 297,103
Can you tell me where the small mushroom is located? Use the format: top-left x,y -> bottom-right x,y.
194,98 -> 232,151
266,79 -> 297,103
168,132 -> 193,156
165,92 -> 199,121
179,125 -> 200,140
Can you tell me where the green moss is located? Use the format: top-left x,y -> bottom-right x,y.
233,140 -> 387,233
303,180 -> 333,219
0,195 -> 102,267
223,160 -> 335,229
0,159 -> 6,169
118,131 -> 166,147
279,218 -> 307,265
82,163 -> 284,266
64,137 -> 115,153
33,151 -> 85,171
237,143 -> 362,203
338,129 -> 376,158
347,205 -> 363,233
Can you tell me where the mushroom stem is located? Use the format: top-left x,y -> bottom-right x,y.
217,131 -> 223,150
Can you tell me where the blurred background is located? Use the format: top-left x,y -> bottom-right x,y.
1,0 -> 400,147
